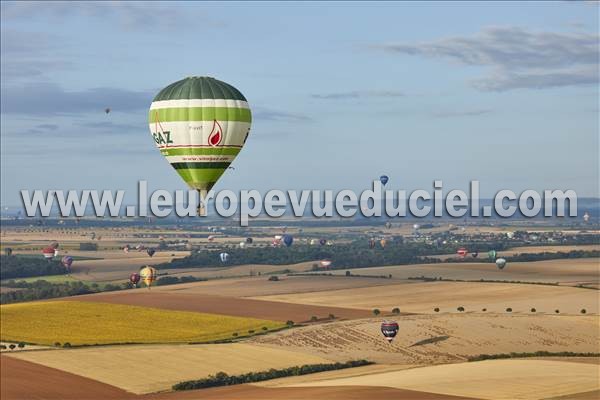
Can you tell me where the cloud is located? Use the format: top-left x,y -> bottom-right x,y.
373,27 -> 599,91
253,108 -> 311,122
1,82 -> 153,116
472,67 -> 599,91
311,90 -> 405,100
36,124 -> 59,130
432,109 -> 493,118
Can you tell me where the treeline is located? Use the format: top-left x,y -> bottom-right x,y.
444,250 -> 600,264
408,276 -> 560,286
0,255 -> 65,279
0,275 -> 204,304
173,360 -> 373,391
468,351 -> 600,362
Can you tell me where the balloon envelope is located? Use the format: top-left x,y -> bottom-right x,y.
61,256 -> 73,270
496,258 -> 507,270
148,77 -> 251,204
139,266 -> 157,287
129,272 -> 141,285
381,321 -> 399,342
379,175 -> 389,185
283,234 -> 293,247
147,248 -> 156,257
220,252 -> 230,263
457,247 -> 468,257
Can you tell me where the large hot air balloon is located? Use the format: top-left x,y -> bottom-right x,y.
283,234 -> 293,247
379,175 -> 389,186
139,266 -> 157,287
42,246 -> 55,259
220,252 -> 230,263
147,248 -> 156,258
496,258 -> 507,270
129,272 -> 141,287
61,255 -> 73,272
149,77 -> 251,215
381,321 -> 399,343
487,250 -> 497,261
457,247 -> 468,258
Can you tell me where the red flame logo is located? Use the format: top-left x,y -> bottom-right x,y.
208,120 -> 223,147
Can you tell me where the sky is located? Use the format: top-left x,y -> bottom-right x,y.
1,1 -> 599,206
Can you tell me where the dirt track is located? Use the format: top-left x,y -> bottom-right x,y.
1,356 -> 477,400
67,291 -> 372,323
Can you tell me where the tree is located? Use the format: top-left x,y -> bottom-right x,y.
286,320 -> 294,327
581,309 -> 586,314
0,345 -> 6,350
482,308 -> 487,312
434,307 -> 440,312
531,308 -> 536,313
555,309 -> 560,314
506,308 -> 512,312
63,342 -> 71,348
9,344 -> 16,350
232,332 -> 238,337
248,330 -> 255,334
310,316 -> 318,322
457,306 -> 465,312
345,270 -> 351,277
392,307 -> 400,315
54,342 -> 61,347
268,275 -> 279,281
17,342 -> 25,348
262,326 -> 268,331
372,309 -> 381,316
328,313 -> 335,320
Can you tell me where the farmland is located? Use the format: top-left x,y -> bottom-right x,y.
0,301 -> 284,345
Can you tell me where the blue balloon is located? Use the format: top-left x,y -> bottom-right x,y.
283,234 -> 293,247
379,175 -> 389,185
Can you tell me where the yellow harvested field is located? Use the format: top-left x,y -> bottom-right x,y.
251,281 -> 600,314
6,343 -> 331,394
303,258 -> 600,285
285,359 -> 600,400
0,301 -> 284,345
251,315 -> 600,365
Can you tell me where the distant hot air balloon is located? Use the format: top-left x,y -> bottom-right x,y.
42,246 -> 55,259
583,212 -> 590,223
457,247 -> 468,258
4,248 -> 12,256
471,251 -> 479,258
369,238 -> 376,249
149,77 -> 251,215
123,245 -> 130,253
239,241 -> 246,249
208,235 -> 215,242
495,258 -> 507,270
129,272 -> 141,287
220,252 -> 230,263
139,266 -> 157,287
385,222 -> 392,229
283,234 -> 293,247
379,175 -> 389,186
61,255 -> 73,272
413,224 -> 420,231
50,241 -> 59,249
246,237 -> 253,244
487,250 -> 497,261
380,239 -> 387,249
105,108 -> 111,114
319,260 -> 332,269
147,248 -> 156,257
381,321 -> 399,343
319,238 -> 327,246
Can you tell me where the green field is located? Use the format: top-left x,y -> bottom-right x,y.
0,301 -> 285,345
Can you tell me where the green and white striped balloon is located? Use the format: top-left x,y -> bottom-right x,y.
148,76 -> 251,207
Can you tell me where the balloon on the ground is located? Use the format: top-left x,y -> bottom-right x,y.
381,321 -> 399,343
220,252 -> 230,263
42,247 -> 55,259
319,260 -> 332,269
148,77 -> 251,215
139,266 -> 157,287
129,272 -> 141,287
457,247 -> 468,258
496,258 -> 507,270
61,256 -> 73,271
